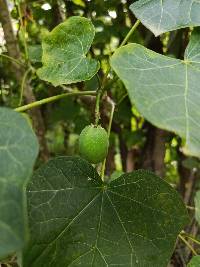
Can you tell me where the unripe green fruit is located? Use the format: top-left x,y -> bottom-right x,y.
79,124 -> 109,164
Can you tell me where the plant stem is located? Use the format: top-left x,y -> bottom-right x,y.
94,68 -> 111,126
116,92 -> 128,106
15,91 -> 97,112
0,53 -> 24,66
101,97 -> 115,181
181,231 -> 200,246
98,21 -> 140,178
94,90 -> 101,126
119,20 -> 140,48
186,205 -> 196,211
17,2 -> 28,60
18,67 -> 32,106
179,234 -> 198,255
94,20 -> 140,126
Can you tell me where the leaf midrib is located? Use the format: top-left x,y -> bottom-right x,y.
30,192 -> 101,266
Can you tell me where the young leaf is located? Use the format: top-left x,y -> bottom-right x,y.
37,16 -> 99,86
23,156 -> 188,267
130,0 -> 200,36
188,256 -> 200,267
110,30 -> 200,158
0,108 -> 39,259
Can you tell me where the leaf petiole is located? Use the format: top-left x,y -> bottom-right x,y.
181,231 -> 200,246
0,53 -> 25,66
18,67 -> 33,106
179,234 -> 198,256
119,19 -> 140,48
101,97 -> 115,181
15,90 -> 97,112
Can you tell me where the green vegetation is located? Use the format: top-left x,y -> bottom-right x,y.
1,1 -> 200,266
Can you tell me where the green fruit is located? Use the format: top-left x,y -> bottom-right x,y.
79,124 -> 109,164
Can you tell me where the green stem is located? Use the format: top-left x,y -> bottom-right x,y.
0,54 -> 24,66
94,68 -> 111,126
181,232 -> 200,246
119,20 -> 140,48
96,20 -> 140,178
17,2 -> 28,60
15,91 -> 97,112
186,205 -> 196,211
94,90 -> 101,126
94,19 -> 139,126
116,92 -> 128,106
101,97 -> 115,181
179,234 -> 198,256
18,67 -> 32,106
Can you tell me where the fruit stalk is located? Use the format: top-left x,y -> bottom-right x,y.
101,97 -> 115,180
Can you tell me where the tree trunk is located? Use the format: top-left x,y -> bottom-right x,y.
141,123 -> 166,177
50,0 -> 64,29
0,0 -> 49,161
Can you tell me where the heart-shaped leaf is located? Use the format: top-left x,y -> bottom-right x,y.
23,156 -> 188,267
188,256 -> 200,267
130,0 -> 200,36
37,16 -> 99,86
110,30 -> 200,158
0,108 -> 39,258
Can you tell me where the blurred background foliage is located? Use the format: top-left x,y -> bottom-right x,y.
1,1 -> 200,264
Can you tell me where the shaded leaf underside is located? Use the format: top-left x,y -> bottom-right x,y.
110,30 -> 200,158
130,0 -> 200,36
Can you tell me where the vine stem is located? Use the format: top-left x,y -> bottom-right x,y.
116,92 -> 128,106
181,231 -> 200,246
94,20 -> 140,125
97,20 -> 140,177
94,68 -> 111,126
101,97 -> 115,181
15,91 -> 97,112
119,19 -> 140,48
186,205 -> 196,211
18,67 -> 32,106
178,234 -> 198,255
0,53 -> 25,66
94,90 -> 101,126
17,1 -> 28,60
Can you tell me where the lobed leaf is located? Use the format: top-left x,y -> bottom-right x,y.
23,156 -> 188,267
37,16 -> 99,86
110,30 -> 200,158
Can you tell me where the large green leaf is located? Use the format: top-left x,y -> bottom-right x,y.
110,30 -> 200,158
130,0 -> 200,36
188,256 -> 200,267
37,16 -> 99,86
0,108 -> 39,258
23,156 -> 188,267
